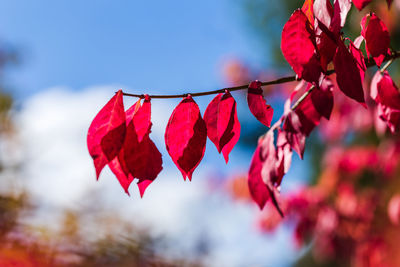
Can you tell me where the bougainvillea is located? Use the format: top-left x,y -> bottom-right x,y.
88,0 -> 399,217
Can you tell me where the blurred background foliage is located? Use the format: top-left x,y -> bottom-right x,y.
224,0 -> 400,266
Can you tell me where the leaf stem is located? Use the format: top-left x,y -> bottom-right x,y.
120,50 -> 400,99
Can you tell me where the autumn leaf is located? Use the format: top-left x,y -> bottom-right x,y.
203,91 -> 241,163
281,9 -> 322,83
165,95 -> 207,181
333,39 -> 366,105
247,81 -> 274,127
87,90 -> 126,179
361,13 -> 390,67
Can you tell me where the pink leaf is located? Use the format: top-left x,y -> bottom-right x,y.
312,78 -> 334,120
361,13 -> 390,67
122,99 -> 163,196
87,90 -> 126,179
281,9 -> 322,83
203,91 -> 241,163
333,39 -> 366,105
248,133 -> 275,210
108,100 -> 141,195
247,81 -> 274,127
348,38 -> 367,83
283,111 -> 307,159
165,95 -> 207,181
132,95 -> 151,142
377,71 -> 400,110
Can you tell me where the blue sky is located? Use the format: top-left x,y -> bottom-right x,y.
0,0 -> 262,98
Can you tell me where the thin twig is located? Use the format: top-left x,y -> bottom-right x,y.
291,86 -> 315,110
120,50 -> 400,99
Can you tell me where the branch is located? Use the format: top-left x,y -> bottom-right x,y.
121,51 -> 400,99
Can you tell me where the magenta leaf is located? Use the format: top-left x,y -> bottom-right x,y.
361,13 -> 390,67
333,39 -> 366,105
165,95 -> 207,181
87,90 -> 126,179
121,98 -> 162,196
247,81 -> 274,127
281,9 -> 322,83
283,111 -> 307,159
204,91 -> 241,163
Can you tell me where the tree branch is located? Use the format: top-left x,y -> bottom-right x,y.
121,50 -> 400,99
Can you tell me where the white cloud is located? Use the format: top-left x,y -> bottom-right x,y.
12,86 -> 298,266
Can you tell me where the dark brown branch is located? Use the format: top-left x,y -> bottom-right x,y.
121,50 -> 400,99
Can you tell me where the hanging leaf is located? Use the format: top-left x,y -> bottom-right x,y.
121,97 -> 163,196
204,91 -> 241,163
361,13 -> 390,67
283,111 -> 307,159
248,134 -> 273,210
165,95 -> 207,181
247,81 -> 274,127
132,95 -> 152,142
333,39 -> 366,105
311,78 -> 334,120
376,71 -> 400,110
281,9 -> 322,83
87,90 -> 126,179
108,100 -> 140,195
348,37 -> 367,83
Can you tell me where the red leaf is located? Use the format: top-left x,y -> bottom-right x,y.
204,91 -> 241,163
108,100 -> 140,195
132,95 -> 151,142
294,84 -> 333,136
283,112 -> 306,159
371,71 -> 400,133
87,90 -> 126,179
361,13 -> 390,67
376,71 -> 400,110
333,39 -> 366,105
387,0 -> 393,8
281,10 -> 322,83
302,0 -> 315,25
348,38 -> 367,83
122,98 -> 163,196
165,95 -> 207,181
377,104 -> 400,133
275,130 -> 293,185
248,133 -> 274,210
249,130 -> 289,217
352,0 -> 372,10
247,81 -> 274,127
311,78 -> 334,120
316,21 -> 337,72
107,99 -> 162,197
